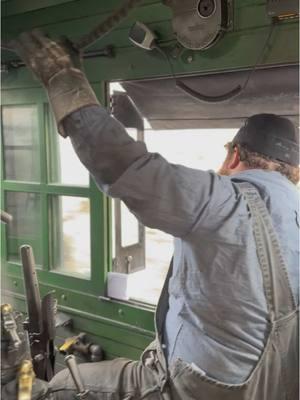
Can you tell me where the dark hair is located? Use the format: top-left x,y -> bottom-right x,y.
230,144 -> 299,184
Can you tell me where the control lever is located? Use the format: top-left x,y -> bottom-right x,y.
65,355 -> 89,399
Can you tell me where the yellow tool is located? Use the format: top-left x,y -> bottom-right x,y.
59,333 -> 103,362
18,360 -> 35,400
59,336 -> 78,353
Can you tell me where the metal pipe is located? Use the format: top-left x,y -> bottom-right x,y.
65,355 -> 89,399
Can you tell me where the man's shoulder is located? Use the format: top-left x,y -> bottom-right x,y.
230,170 -> 298,204
188,169 -> 298,235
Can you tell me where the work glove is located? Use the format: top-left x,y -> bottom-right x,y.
11,29 -> 99,137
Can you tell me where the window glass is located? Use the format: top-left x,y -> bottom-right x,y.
48,116 -> 89,186
5,192 -> 42,264
2,106 -> 40,182
50,196 -> 90,278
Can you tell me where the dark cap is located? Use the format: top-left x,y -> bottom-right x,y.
232,114 -> 299,166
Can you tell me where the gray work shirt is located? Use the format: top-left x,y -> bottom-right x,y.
64,105 -> 299,384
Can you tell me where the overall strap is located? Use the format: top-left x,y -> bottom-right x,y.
155,258 -> 173,336
153,258 -> 174,378
237,182 -> 296,322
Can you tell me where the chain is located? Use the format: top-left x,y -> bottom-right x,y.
75,0 -> 144,50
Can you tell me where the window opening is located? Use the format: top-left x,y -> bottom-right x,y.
109,81 -> 237,304
110,87 -> 146,277
131,128 -> 237,304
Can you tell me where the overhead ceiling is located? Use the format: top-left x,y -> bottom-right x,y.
120,64 -> 299,129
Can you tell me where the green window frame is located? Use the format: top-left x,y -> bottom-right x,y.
1,84 -> 155,336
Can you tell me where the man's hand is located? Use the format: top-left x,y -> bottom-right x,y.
11,29 -> 77,86
10,29 -> 99,137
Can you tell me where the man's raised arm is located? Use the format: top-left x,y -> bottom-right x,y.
13,30 -> 233,238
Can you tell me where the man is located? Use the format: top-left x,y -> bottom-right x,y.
12,31 -> 299,400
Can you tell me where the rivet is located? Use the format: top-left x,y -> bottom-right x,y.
61,294 -> 67,301
118,309 -> 124,316
13,281 -> 18,287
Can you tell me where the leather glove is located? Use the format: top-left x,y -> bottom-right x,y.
11,29 -> 99,137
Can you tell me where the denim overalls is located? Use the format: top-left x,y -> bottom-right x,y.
141,182 -> 299,400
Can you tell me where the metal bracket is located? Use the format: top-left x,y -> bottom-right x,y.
1,45 -> 115,71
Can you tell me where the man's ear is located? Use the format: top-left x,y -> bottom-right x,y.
228,146 -> 241,169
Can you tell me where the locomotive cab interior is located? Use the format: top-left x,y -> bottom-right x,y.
1,0 -> 299,379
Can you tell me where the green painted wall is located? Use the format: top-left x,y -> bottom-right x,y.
1,0 -> 299,363
2,0 -> 299,86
